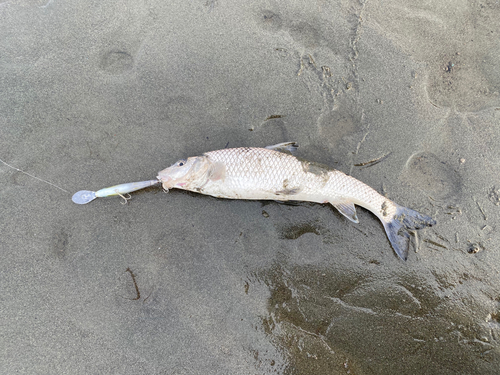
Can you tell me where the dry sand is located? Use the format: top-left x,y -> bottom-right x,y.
1,0 -> 499,374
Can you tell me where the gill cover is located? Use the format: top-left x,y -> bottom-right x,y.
157,156 -> 207,189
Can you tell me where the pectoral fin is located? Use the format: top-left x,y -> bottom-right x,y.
265,142 -> 299,155
332,202 -> 359,223
208,162 -> 226,181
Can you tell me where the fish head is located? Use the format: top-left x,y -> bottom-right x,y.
157,156 -> 210,189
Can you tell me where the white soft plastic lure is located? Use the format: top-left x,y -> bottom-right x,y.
73,142 -> 435,260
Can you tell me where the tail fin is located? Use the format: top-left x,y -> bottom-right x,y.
383,204 -> 436,261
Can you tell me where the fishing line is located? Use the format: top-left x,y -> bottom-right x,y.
0,157 -> 70,193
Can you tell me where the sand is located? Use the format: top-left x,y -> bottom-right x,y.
1,0 -> 499,373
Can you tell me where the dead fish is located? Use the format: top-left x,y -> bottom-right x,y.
72,142 -> 435,260
157,142 -> 435,260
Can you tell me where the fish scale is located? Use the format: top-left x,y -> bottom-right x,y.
205,148 -> 304,193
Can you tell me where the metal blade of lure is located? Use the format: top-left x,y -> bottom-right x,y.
72,179 -> 160,204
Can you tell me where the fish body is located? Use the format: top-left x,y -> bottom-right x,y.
157,144 -> 435,260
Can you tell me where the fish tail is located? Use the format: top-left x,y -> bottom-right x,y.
383,204 -> 436,261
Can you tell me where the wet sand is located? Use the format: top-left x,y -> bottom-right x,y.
1,1 -> 499,374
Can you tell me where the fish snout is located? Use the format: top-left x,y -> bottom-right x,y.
156,172 -> 173,188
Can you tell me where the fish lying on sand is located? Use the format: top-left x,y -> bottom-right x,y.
157,142 -> 436,260
73,142 -> 435,260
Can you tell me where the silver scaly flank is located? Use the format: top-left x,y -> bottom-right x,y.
157,142 -> 436,260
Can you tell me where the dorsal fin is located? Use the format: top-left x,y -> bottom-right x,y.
265,142 -> 299,155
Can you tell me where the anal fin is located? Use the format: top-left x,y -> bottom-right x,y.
332,202 -> 359,223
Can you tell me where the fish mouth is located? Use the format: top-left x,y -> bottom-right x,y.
156,174 -> 171,186
157,174 -> 187,189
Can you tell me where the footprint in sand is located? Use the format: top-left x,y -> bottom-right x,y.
405,152 -> 462,200
99,49 -> 134,74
